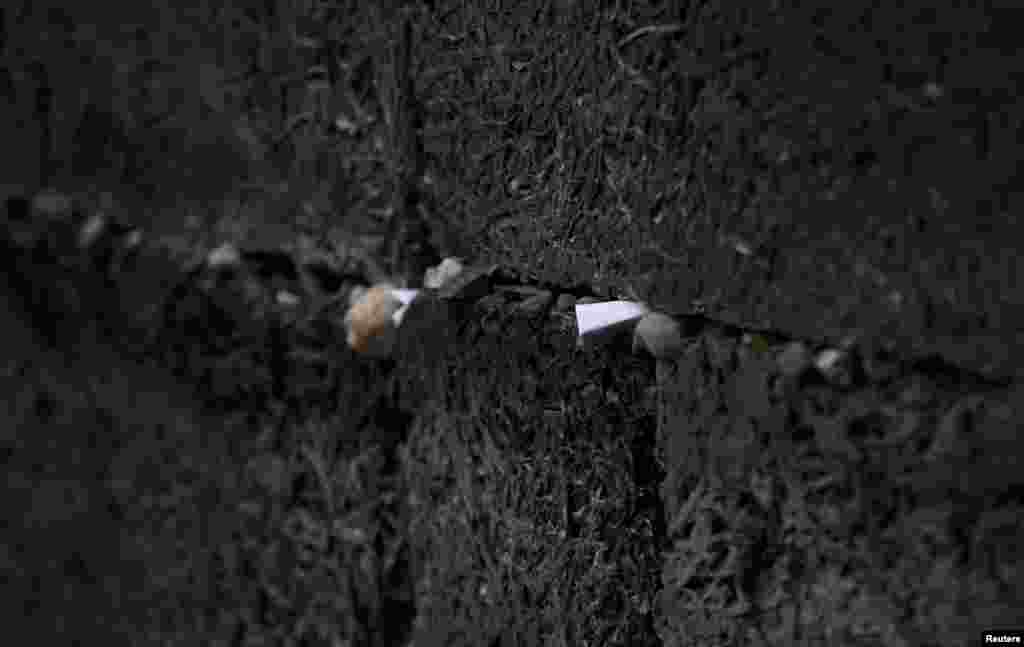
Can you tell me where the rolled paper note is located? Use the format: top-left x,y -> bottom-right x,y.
575,300 -> 651,348
390,288 -> 420,325
391,288 -> 420,306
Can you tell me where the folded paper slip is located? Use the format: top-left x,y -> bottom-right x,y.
575,300 -> 650,347
391,288 -> 419,325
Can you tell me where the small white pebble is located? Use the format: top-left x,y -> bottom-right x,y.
32,190 -> 72,219
633,312 -> 684,360
122,230 -> 143,249
77,213 -> 107,249
814,348 -> 844,375
275,290 -> 300,307
424,257 -> 464,290
732,238 -> 753,256
207,242 -> 241,270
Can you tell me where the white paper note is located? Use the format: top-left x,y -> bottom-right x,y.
574,301 -> 650,343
